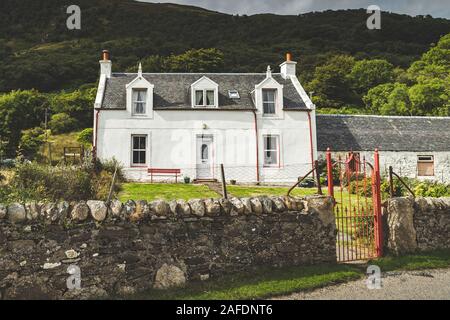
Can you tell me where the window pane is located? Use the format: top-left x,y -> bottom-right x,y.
133,151 -> 139,164
195,90 -> 203,105
133,137 -> 139,149
263,90 -> 276,114
264,136 -> 278,165
201,144 -> 208,160
140,137 -> 146,149
206,90 -> 215,106
139,151 -> 146,164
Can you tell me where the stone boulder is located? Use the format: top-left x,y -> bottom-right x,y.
272,197 -> 287,212
151,200 -> 170,217
153,264 -> 186,289
260,197 -> 274,214
71,201 -> 90,221
87,200 -> 107,222
25,202 -> 40,221
250,197 -> 263,215
0,203 -> 7,219
385,197 -> 418,255
177,200 -> 191,216
229,197 -> 245,216
8,203 -> 26,223
219,198 -> 232,215
204,199 -> 221,216
109,199 -> 123,218
189,199 -> 205,217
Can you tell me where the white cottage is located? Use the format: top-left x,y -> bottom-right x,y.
93,51 -> 317,183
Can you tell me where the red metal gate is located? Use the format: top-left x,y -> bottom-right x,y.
326,148 -> 383,262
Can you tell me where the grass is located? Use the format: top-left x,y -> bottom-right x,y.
227,185 -> 318,198
118,183 -> 220,202
131,264 -> 361,300
371,249 -> 450,272
130,249 -> 450,300
38,130 -> 85,164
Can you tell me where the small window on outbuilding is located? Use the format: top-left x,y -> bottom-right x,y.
417,155 -> 434,176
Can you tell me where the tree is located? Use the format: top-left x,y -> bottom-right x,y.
348,59 -> 394,94
129,48 -> 225,73
363,83 -> 412,115
408,78 -> 449,116
307,55 -> 357,108
77,128 -> 93,146
18,127 -> 46,160
0,90 -> 49,157
50,87 -> 96,130
48,113 -> 79,134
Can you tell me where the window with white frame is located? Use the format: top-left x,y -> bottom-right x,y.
131,135 -> 147,166
262,89 -> 276,116
195,89 -> 216,107
417,155 -> 434,176
263,135 -> 279,166
132,89 -> 147,115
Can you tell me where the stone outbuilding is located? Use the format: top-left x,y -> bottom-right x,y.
316,114 -> 450,183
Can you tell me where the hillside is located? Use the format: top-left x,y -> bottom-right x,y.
0,0 -> 449,92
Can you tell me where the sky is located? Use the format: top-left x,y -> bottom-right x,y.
138,0 -> 450,19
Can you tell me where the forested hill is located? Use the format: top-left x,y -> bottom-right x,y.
0,0 -> 449,92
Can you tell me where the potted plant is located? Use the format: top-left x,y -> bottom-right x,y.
230,179 -> 237,185
183,176 -> 191,184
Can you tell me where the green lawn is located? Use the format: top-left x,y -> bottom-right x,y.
129,249 -> 450,300
118,183 -> 220,202
227,185 -> 318,198
131,264 -> 361,300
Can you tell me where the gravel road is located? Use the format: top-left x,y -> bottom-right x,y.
275,268 -> 450,300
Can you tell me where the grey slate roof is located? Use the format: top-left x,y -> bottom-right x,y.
317,114 -> 450,152
101,73 -> 307,110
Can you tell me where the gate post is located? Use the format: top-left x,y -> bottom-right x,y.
326,148 -> 334,198
373,149 -> 383,257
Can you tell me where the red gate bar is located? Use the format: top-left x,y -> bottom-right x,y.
326,148 -> 334,198
373,149 -> 383,257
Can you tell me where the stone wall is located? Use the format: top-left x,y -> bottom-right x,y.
384,197 -> 450,255
0,195 -> 336,300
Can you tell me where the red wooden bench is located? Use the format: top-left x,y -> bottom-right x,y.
148,168 -> 181,183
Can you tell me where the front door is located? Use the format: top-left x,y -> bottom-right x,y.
196,135 -> 213,179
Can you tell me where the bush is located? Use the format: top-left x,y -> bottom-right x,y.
18,127 -> 46,161
2,158 -> 124,203
77,128 -> 93,146
414,181 -> 450,197
48,113 -> 79,134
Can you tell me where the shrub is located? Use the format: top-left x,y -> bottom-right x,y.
48,113 -> 79,134
3,158 -> 124,203
18,127 -> 46,161
77,128 -> 93,146
414,181 -> 450,197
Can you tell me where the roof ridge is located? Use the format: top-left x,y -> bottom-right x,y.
112,72 -> 279,76
317,114 -> 450,120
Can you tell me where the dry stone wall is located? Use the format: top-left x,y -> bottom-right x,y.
0,195 -> 336,300
384,197 -> 450,255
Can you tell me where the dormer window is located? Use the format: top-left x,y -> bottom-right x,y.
132,89 -> 147,115
195,89 -> 215,107
262,89 -> 276,116
191,76 -> 219,108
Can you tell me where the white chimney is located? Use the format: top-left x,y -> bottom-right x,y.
280,53 -> 297,79
99,50 -> 112,78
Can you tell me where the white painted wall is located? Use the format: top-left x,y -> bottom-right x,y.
97,109 -> 314,183
318,151 -> 450,183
